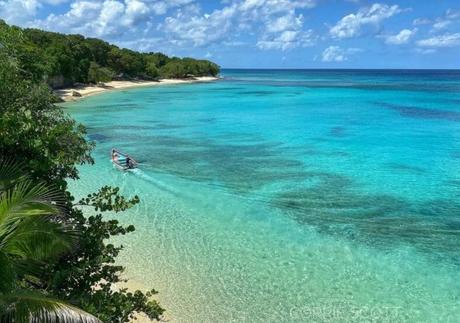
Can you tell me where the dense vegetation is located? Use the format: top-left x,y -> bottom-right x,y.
0,20 -> 219,88
0,21 -> 169,322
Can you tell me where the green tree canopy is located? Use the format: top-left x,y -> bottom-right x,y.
0,160 -> 100,323
0,22 -> 165,322
88,62 -> 115,83
145,62 -> 160,79
0,20 -> 220,88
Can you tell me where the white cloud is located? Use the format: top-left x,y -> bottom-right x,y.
222,40 -> 247,46
432,20 -> 451,31
33,0 -> 183,38
247,1 -> 317,50
428,8 -> 460,33
0,0 -> 74,26
257,29 -> 315,50
415,48 -> 436,55
417,33 -> 460,48
239,0 -> 264,11
413,18 -> 431,26
384,28 -> 416,45
0,0 -> 315,52
321,46 -> 361,62
330,3 -> 402,39
161,0 -> 316,49
42,0 -> 70,4
239,0 -> 315,14
163,4 -> 238,46
446,9 -> 460,19
321,46 -> 345,62
8,0 -> 422,57
123,0 -> 150,26
256,8 -> 316,51
266,12 -> 303,33
413,9 -> 460,33
150,0 -> 194,15
0,0 -> 40,24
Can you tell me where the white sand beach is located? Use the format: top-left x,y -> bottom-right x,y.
55,76 -> 219,102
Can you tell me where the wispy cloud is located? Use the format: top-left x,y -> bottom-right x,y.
28,0 -> 192,38
162,4 -> 238,47
412,8 -> 460,33
330,3 -> 402,39
321,46 -> 361,62
0,0 -> 41,24
417,33 -> 460,48
383,28 -> 417,45
161,0 -> 317,49
257,29 -> 316,50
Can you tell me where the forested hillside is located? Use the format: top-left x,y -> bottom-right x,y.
0,20 -> 219,88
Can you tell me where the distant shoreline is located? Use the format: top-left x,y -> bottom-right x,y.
56,76 -> 220,102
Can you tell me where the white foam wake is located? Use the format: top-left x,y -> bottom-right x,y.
128,168 -> 178,195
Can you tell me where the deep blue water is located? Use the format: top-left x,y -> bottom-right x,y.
67,69 -> 460,322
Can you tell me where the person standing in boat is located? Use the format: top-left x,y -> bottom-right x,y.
111,149 -> 119,163
126,156 -> 132,169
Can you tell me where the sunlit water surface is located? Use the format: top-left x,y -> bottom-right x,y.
67,70 -> 460,322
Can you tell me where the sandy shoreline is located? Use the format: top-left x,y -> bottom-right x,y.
55,76 -> 219,102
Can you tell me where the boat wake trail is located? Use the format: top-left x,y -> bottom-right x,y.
128,168 -> 178,195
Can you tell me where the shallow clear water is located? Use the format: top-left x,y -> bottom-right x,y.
67,70 -> 460,322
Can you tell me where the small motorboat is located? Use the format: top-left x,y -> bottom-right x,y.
111,149 -> 138,170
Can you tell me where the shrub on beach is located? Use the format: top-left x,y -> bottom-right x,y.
145,62 -> 160,80
88,62 -> 115,84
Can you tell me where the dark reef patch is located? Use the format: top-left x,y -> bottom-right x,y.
386,163 -> 426,174
112,125 -> 158,131
329,126 -> 347,137
326,151 -> 350,158
88,133 -> 110,142
133,133 -> 311,194
239,79 -> 460,93
237,90 -> 276,96
450,151 -> 460,159
271,172 -> 460,257
447,179 -> 460,188
376,102 -> 460,122
80,103 -> 141,111
197,118 -> 217,123
151,123 -> 185,130
210,87 -> 242,91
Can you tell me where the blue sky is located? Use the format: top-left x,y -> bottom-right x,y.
1,0 -> 459,68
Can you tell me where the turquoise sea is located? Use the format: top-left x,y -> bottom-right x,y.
67,70 -> 460,322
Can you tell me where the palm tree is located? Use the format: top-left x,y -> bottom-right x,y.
0,160 -> 100,322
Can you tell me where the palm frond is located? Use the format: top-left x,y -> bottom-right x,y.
0,290 -> 101,323
0,251 -> 15,293
0,162 -> 77,283
0,179 -> 64,221
0,179 -> 68,250
0,158 -> 27,192
2,216 -> 77,260
0,160 -> 93,322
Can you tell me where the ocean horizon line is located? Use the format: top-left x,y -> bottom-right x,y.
221,67 -> 460,71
